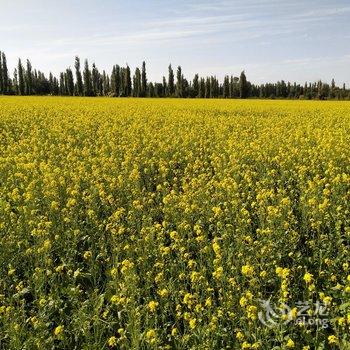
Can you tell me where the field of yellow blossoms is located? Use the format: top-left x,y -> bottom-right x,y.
0,96 -> 349,349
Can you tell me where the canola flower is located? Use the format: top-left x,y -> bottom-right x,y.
54,325 -> 64,338
148,300 -> 159,312
107,336 -> 117,347
286,338 -> 295,348
0,96 -> 349,349
241,264 -> 254,277
328,335 -> 338,345
303,272 -> 313,284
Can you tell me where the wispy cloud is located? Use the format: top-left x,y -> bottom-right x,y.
185,0 -> 285,12
296,6 -> 350,19
52,28 -> 216,48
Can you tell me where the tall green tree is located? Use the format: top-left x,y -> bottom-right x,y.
182,77 -> 189,98
102,71 -> 110,96
223,75 -> 229,98
92,63 -> 99,96
199,78 -> 205,98
210,76 -> 219,98
148,82 -> 154,97
110,66 -> 117,96
59,72 -> 66,95
120,67 -> 126,96
49,72 -> 54,94
66,68 -> 74,96
115,65 -> 120,96
18,59 -> 25,95
13,68 -> 18,95
25,59 -> 33,95
155,83 -> 163,97
231,76 -> 240,98
52,76 -> 59,95
83,60 -> 93,96
193,74 -> 199,97
205,77 -> 210,98
133,67 -> 141,97
141,61 -> 147,97
168,64 -> 175,96
330,78 -> 336,99
0,52 -> 3,93
110,65 -> 120,96
175,66 -> 182,97
2,53 -> 9,94
162,76 -> 167,97
75,56 -> 83,96
239,71 -> 248,99
125,65 -> 132,96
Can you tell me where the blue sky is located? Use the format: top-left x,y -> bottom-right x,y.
1,0 -> 349,85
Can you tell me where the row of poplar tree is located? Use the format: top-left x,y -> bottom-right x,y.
0,50 -> 349,99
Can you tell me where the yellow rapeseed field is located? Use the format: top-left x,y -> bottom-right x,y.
0,96 -> 349,349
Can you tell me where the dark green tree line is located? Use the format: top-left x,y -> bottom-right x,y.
0,50 -> 349,100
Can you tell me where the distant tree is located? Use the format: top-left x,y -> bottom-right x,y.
102,70 -> 110,96
287,82 -> 292,98
317,80 -> 324,100
18,59 -> 25,95
49,72 -> 54,94
210,76 -> 219,98
0,52 -> 8,93
182,77 -> 189,97
239,71 -> 248,98
223,75 -> 230,98
25,59 -> 33,95
229,76 -> 234,98
59,72 -> 65,95
305,83 -> 313,99
330,78 -> 336,99
148,82 -> 155,97
133,67 -> 141,97
66,68 -> 74,96
110,65 -> 121,96
233,76 -> 240,97
193,74 -> 199,97
125,65 -> 132,96
110,66 -> 117,96
168,64 -> 175,96
75,56 -> 83,96
0,52 -> 3,93
341,83 -> 347,99
120,67 -> 126,96
199,78 -> 205,98
83,60 -> 93,96
115,65 -> 120,96
155,83 -> 163,97
33,70 -> 50,95
175,66 -> 183,97
204,77 -> 210,98
162,76 -> 167,97
13,68 -> 18,94
92,63 -> 99,96
141,61 -> 147,97
53,76 -> 60,95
